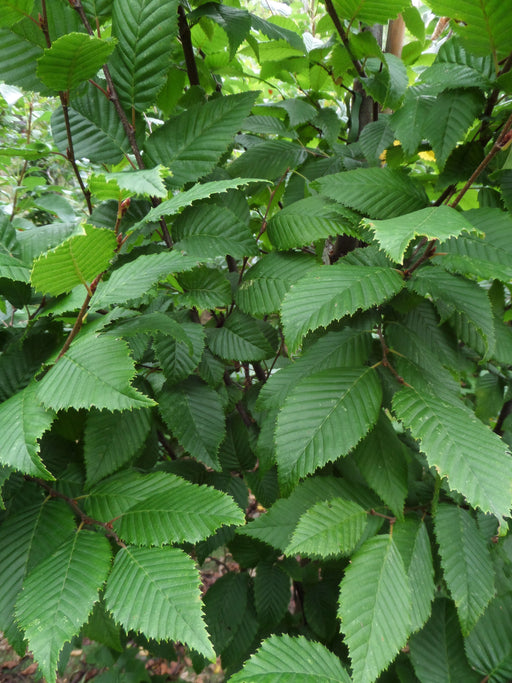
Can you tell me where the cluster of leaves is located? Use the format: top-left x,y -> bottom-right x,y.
1,0 -> 512,681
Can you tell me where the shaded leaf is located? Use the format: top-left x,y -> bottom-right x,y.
105,545 -> 214,658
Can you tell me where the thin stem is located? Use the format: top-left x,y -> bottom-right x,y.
369,508 -> 397,524
403,238 -> 437,277
178,5 -> 200,86
40,1 -> 92,213
27,476 -> 126,548
56,287 -> 93,360
376,324 -> 410,387
10,101 -> 34,221
450,110 -> 512,209
494,399 -> 512,436
323,0 -> 365,79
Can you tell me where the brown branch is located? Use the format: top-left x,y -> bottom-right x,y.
376,324 -> 410,387
70,0 -> 172,247
494,399 -> 512,436
27,476 -> 126,547
450,111 -> 512,209
178,5 -> 200,86
324,0 -> 365,79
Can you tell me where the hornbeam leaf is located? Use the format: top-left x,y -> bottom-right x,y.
333,0 -> 409,23
423,89 -> 483,169
37,33 -> 116,91
16,531 -> 112,683
284,498 -> 368,558
0,500 -> 75,649
31,225 -> 116,296
90,251 -> 203,309
267,197 -> 357,250
435,504 -> 494,634
206,310 -> 279,362
409,599 -> 480,682
0,0 -> 34,27
36,334 -> 155,411
51,82 -> 140,164
90,166 -> 169,200
0,253 -> 30,283
281,263 -> 403,352
465,594 -> 512,681
0,383 -> 55,479
393,385 -> 512,518
363,205 -> 477,264
144,91 -> 257,188
105,545 -> 214,659
313,168 -> 429,219
393,519 -> 435,633
338,535 -> 412,683
275,367 -> 382,489
423,0 -> 512,59
131,178 -> 268,229
109,0 -> 179,112
188,3 -> 251,59
229,634 -> 351,683
84,408 -> 153,487
408,265 -> 495,357
158,377 -> 225,469
113,474 -> 245,545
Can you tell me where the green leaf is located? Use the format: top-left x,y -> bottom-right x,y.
250,15 -> 305,52
189,3 -> 251,59
409,265 -> 495,357
112,475 -> 244,545
16,530 -> 112,683
144,92 -> 257,188
285,498 -> 368,558
254,562 -> 290,627
229,633 -> 351,683
423,0 -> 512,59
258,325 -> 373,412
206,310 -> 279,362
465,594 -> 512,681
0,0 -> 34,27
281,263 -> 403,351
0,383 -> 55,479
267,197 -> 357,250
0,500 -> 76,649
423,89 -> 483,168
393,519 -> 435,633
236,252 -> 317,316
105,312 -> 193,351
104,545 -> 214,659
31,225 -> 116,296
409,599 -> 480,682
91,251 -> 203,309
204,572 -> 251,654
178,267 -> 232,309
36,333 -> 155,411
0,253 -> 30,283
132,178 -> 267,229
173,203 -> 258,258
240,476 -> 370,551
434,504 -> 494,634
437,230 -> 512,281
155,321 -> 205,384
275,367 -> 382,489
313,168 -> 429,219
158,377 -> 225,469
352,413 -> 408,520
109,0 -> 178,111
364,205 -> 477,264
84,407 -> 152,487
338,535 -> 411,683
332,0 -> 409,24
91,166 -> 169,200
37,33 -> 115,91
51,82 -> 139,164
228,140 -> 309,180
390,93 -> 435,157
392,385 -> 512,518
0,28 -> 48,94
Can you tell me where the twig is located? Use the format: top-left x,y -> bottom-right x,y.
494,399 -> 512,436
376,324 -> 410,387
26,476 -> 126,547
450,110 -> 512,208
178,5 -> 200,86
323,0 -> 365,79
10,101 -> 34,221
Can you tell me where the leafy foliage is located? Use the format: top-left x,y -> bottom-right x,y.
1,1 -> 512,681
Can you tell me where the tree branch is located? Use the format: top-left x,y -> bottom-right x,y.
178,5 -> 200,86
324,0 -> 365,79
